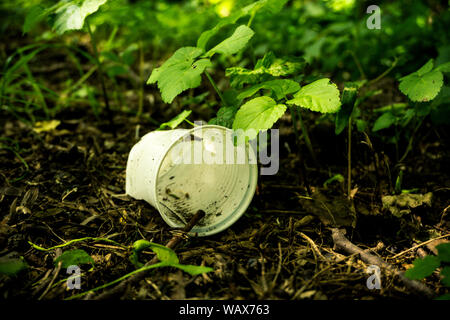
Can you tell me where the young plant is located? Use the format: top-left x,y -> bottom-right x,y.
148,0 -> 342,156
404,242 -> 450,300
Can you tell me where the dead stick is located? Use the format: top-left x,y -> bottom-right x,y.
89,210 -> 205,300
330,228 -> 435,299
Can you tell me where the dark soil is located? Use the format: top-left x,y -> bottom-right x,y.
0,51 -> 449,300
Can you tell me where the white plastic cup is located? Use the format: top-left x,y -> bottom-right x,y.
125,125 -> 258,236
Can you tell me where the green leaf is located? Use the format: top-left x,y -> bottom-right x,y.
232,96 -> 286,140
404,256 -> 441,280
237,79 -> 300,100
53,0 -> 108,35
158,110 -> 192,130
206,25 -> 254,57
23,5 -> 46,34
147,47 -> 211,103
172,264 -> 213,276
287,78 -> 341,113
435,62 -> 450,73
441,266 -> 450,287
54,249 -> 94,268
372,112 -> 396,132
436,293 -> 450,300
130,240 -> 179,268
436,243 -> 450,263
226,53 -> 304,88
196,0 -> 288,51
399,59 -> 444,102
0,257 -> 28,276
335,82 -> 358,135
209,105 -> 238,128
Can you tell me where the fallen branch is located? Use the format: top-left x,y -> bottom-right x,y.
87,210 -> 205,300
330,228 -> 435,299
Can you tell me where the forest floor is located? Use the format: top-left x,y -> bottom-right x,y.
0,49 -> 449,300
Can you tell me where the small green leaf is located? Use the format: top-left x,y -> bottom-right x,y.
372,112 -> 396,132
55,249 -> 94,269
287,78 -> 341,113
436,243 -> 450,263
335,82 -> 358,135
232,96 -> 286,140
441,266 -> 450,287
209,106 -> 238,128
237,79 -> 300,100
206,25 -> 254,57
404,255 -> 441,280
130,240 -> 179,268
399,59 -> 443,102
226,53 -> 304,88
172,264 -> 213,276
148,47 -> 211,103
0,257 -> 28,276
158,110 -> 192,130
53,0 -> 108,35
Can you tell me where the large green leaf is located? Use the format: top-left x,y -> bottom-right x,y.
226,52 -> 304,88
404,255 -> 440,280
287,78 -> 341,113
53,0 -> 108,35
54,249 -> 94,268
237,79 -> 300,100
0,257 -> 28,276
399,59 -> 444,102
147,47 -> 211,103
232,96 -> 286,140
206,25 -> 254,57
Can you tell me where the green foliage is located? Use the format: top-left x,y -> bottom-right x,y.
206,25 -> 254,57
232,96 -> 286,140
23,0 -> 107,35
334,82 -> 358,135
158,110 -> 192,130
54,249 -> 94,268
287,78 -> 341,113
237,79 -> 299,101
399,59 -> 444,102
404,255 -> 440,280
405,242 -> 450,298
129,239 -> 212,276
0,257 -> 28,276
372,112 -> 397,132
147,47 -> 211,103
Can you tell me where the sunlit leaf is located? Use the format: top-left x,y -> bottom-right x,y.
158,110 -> 192,130
147,47 -> 211,103
287,78 -> 341,113
206,25 -> 254,57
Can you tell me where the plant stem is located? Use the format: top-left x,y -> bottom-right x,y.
349,50 -> 366,79
137,39 -> 144,118
368,57 -> 398,86
296,107 -> 316,161
205,70 -> 227,106
347,116 -> 352,198
86,20 -> 116,137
